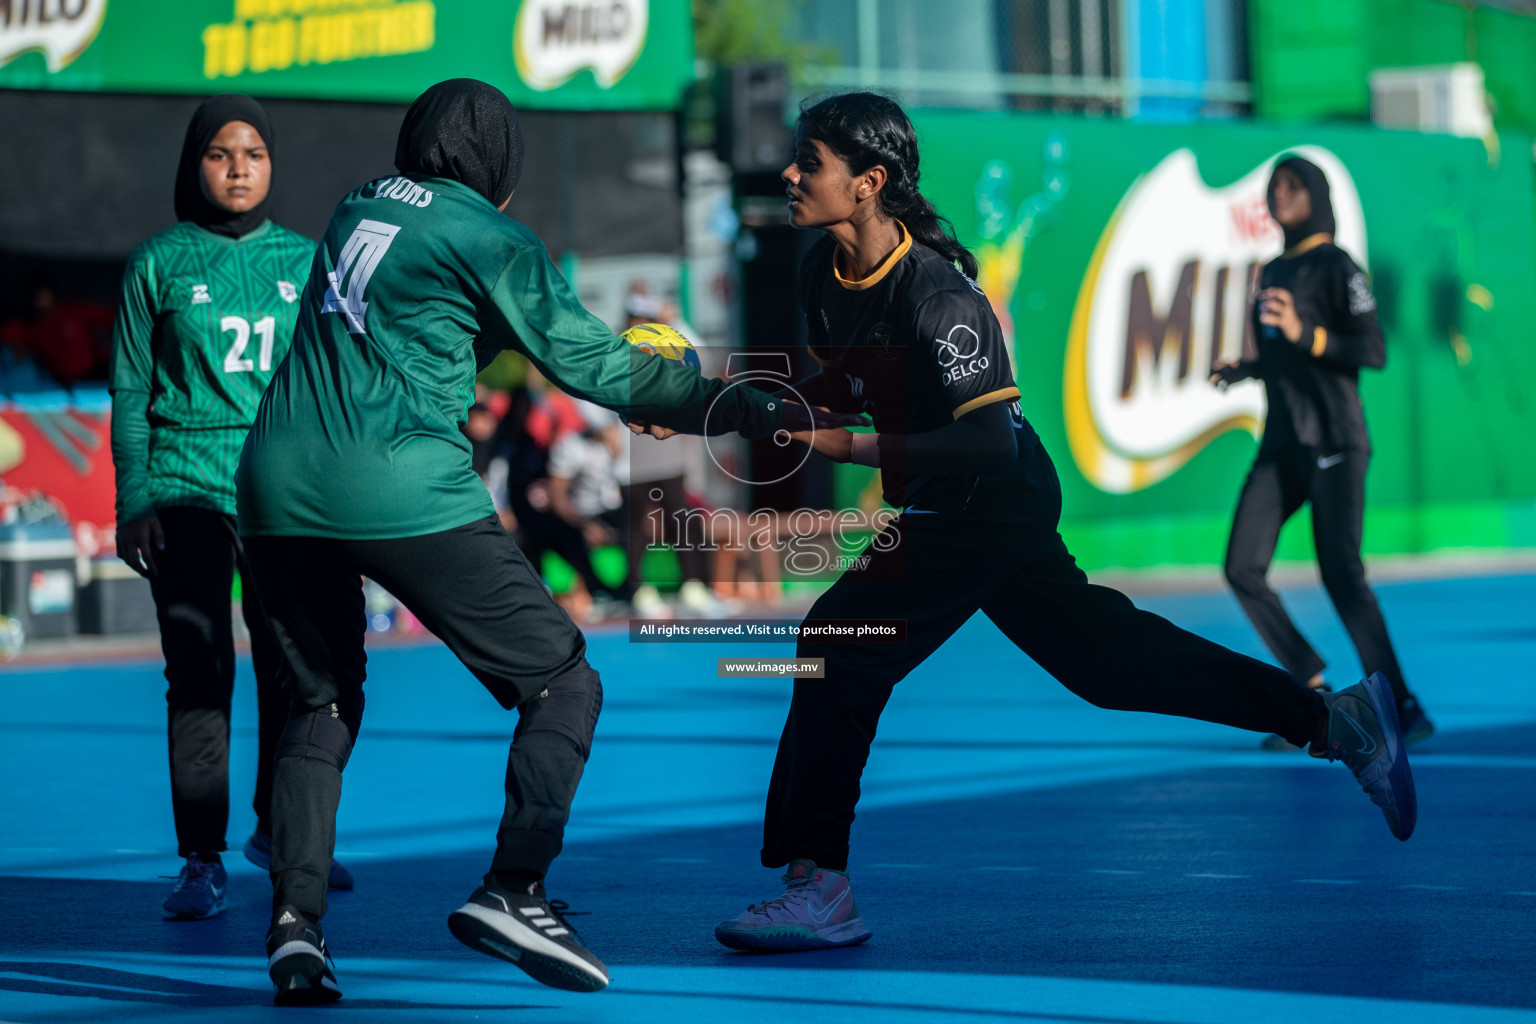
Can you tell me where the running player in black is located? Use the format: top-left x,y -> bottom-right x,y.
235,80 -> 862,1002
1212,155 -> 1434,751
110,95 -> 351,923
714,93 -> 1420,953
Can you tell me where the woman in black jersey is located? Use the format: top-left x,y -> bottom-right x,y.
713,95 -> 1420,954
1212,156 -> 1433,751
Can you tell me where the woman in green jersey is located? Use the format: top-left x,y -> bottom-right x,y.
237,79 -> 859,1005
110,94 -> 351,923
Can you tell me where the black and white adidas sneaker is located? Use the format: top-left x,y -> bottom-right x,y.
448,878 -> 609,992
266,905 -> 342,1006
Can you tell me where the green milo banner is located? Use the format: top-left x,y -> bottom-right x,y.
839,113 -> 1536,571
0,0 -> 693,109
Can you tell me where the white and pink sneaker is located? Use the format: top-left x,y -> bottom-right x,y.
715,859 -> 873,951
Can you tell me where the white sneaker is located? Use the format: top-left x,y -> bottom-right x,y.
677,580 -> 727,617
631,583 -> 671,618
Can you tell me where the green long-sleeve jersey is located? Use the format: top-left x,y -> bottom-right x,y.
110,220 -> 316,522
236,175 -> 782,539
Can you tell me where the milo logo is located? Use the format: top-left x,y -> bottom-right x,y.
1064,146 -> 1367,493
0,0 -> 106,71
513,0 -> 647,92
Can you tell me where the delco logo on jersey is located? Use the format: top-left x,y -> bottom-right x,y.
1063,146 -> 1367,493
0,0 -> 107,72
513,0 -> 647,91
936,324 -> 989,387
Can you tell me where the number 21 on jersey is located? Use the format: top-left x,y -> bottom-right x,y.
222,316 -> 275,373
322,219 -> 400,335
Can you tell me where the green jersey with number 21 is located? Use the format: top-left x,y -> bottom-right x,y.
110,221 -> 314,523
237,175 -> 780,540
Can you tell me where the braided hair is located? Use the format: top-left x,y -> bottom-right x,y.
797,92 -> 979,280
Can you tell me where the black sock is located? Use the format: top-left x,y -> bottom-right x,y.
194,851 -> 223,865
491,869 -> 542,893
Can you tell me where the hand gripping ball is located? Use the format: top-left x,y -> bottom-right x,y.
621,322 -> 702,371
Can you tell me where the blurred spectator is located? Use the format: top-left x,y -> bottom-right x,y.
499,371 -> 631,620
465,398 -> 514,531
538,400 -> 633,619
1,278 -> 113,387
618,288 -> 725,616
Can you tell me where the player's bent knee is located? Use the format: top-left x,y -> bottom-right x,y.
275,703 -> 357,772
515,664 -> 602,760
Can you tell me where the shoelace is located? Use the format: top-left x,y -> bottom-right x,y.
749,873 -> 813,913
169,857 -> 217,892
546,898 -> 588,918
541,898 -> 591,936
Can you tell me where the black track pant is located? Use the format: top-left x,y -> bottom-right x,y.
149,506 -> 286,859
623,476 -> 709,583
761,447 -> 1324,871
1223,448 -> 1409,706
511,493 -> 630,602
243,516 -> 602,920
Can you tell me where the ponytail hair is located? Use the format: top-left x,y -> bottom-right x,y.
797,91 -> 979,280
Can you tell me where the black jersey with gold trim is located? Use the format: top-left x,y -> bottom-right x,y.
1252,238 -> 1382,455
799,227 -> 1039,518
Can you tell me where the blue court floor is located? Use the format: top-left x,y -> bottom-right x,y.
2,572 -> 1534,1023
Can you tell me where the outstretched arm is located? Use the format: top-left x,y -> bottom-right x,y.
479,244 -> 782,437
795,399 -> 1017,476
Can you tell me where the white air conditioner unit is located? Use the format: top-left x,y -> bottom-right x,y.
1368,62 -> 1492,138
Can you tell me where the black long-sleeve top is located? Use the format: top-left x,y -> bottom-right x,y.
793,228 -> 1038,518
1251,239 -> 1384,455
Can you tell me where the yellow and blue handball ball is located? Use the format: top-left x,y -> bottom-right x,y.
622,322 -> 701,372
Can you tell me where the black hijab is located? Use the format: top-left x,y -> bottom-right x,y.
174,94 -> 275,238
1268,154 -> 1335,251
395,79 -> 524,208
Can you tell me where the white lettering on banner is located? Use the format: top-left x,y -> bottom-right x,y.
1063,146 -> 1368,493
321,219 -> 401,336
0,0 -> 105,72
513,0 -> 648,91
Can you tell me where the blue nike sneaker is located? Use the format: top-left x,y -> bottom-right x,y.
162,853 -> 228,920
244,830 -> 355,890
716,859 -> 873,951
1311,672 -> 1418,841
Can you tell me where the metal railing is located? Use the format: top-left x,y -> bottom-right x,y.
792,0 -> 1252,116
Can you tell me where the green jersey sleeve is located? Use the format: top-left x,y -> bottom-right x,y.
481,243 -> 783,439
109,245 -> 158,524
